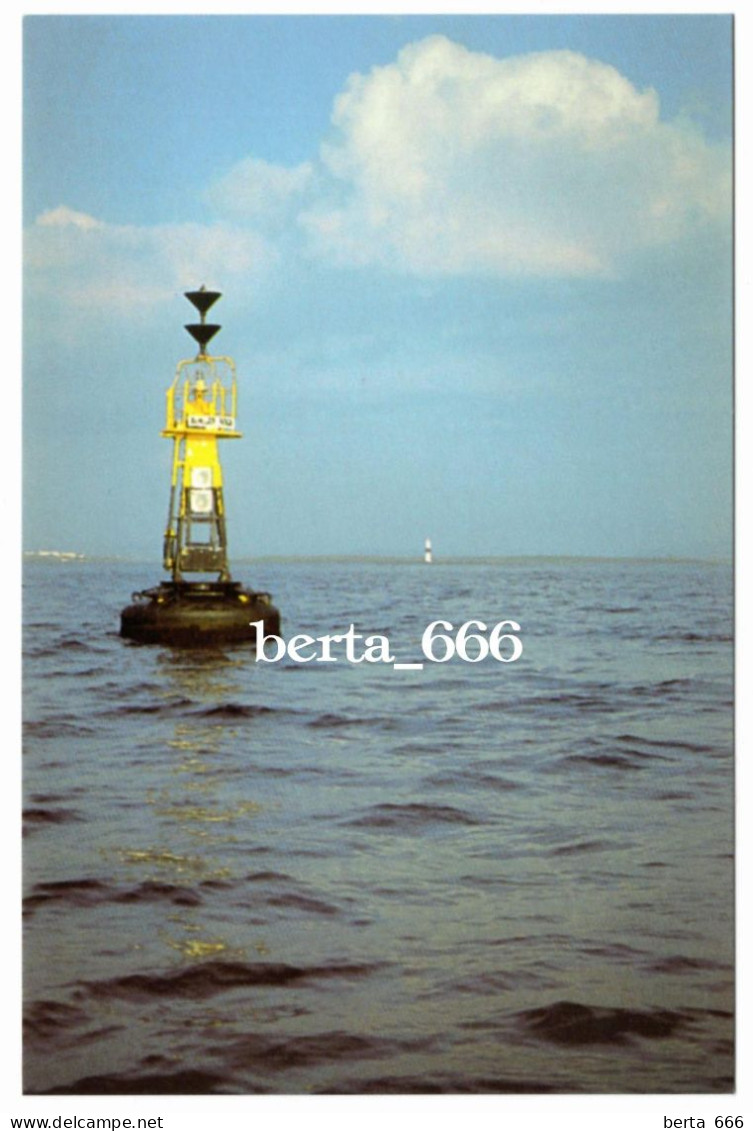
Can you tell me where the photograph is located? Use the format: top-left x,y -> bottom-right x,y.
20,9 -> 734,1111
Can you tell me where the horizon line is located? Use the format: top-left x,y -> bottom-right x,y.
22,550 -> 732,566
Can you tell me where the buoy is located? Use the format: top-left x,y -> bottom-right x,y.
120,288 -> 281,645
424,538 -> 433,564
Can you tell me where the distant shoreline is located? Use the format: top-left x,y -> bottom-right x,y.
23,551 -> 732,567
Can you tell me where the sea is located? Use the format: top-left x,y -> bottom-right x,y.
22,556 -> 734,1095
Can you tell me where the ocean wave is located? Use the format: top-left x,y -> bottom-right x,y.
264,893 -> 342,916
221,1029 -> 435,1072
24,878 -> 204,915
615,733 -> 715,754
647,955 -> 732,975
24,719 -> 98,739
548,840 -> 614,857
345,802 -> 480,829
516,1000 -> 690,1045
24,1000 -> 90,1042
307,712 -> 385,728
100,696 -> 194,718
423,771 -> 521,791
39,1069 -> 230,1095
196,702 -> 277,719
23,807 -> 82,831
73,959 -> 384,1002
558,752 -> 648,772
321,1072 -> 562,1093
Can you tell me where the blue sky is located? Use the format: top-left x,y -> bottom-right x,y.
23,14 -> 733,560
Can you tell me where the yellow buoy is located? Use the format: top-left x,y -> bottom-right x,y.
120,288 -> 281,646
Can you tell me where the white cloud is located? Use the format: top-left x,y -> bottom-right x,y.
299,35 -> 731,277
25,213 -> 278,317
36,205 -> 104,231
24,34 -> 731,329
205,157 -> 313,227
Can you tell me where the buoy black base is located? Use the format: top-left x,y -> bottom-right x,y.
120,580 -> 280,646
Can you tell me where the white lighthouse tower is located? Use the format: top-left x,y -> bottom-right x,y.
424,538 -> 433,564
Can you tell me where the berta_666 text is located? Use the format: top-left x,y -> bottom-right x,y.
250,619 -> 523,667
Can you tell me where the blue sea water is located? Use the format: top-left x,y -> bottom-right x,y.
22,557 -> 734,1094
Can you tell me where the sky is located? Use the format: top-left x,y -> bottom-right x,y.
22,13 -> 733,561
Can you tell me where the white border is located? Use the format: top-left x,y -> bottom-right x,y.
5,6 -> 747,1130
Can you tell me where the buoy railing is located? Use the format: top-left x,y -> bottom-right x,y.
163,357 -> 240,436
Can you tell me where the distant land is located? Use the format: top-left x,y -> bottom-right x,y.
240,554 -> 732,567
24,550 -> 86,561
22,551 -> 731,566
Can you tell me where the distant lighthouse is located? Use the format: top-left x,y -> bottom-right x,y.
120,288 -> 280,645
424,538 -> 433,564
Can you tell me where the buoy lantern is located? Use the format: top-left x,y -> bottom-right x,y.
120,288 -> 281,645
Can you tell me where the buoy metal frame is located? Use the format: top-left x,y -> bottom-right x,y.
161,351 -> 240,582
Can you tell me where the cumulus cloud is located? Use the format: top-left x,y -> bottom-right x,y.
299,35 -> 731,276
25,34 -> 731,321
